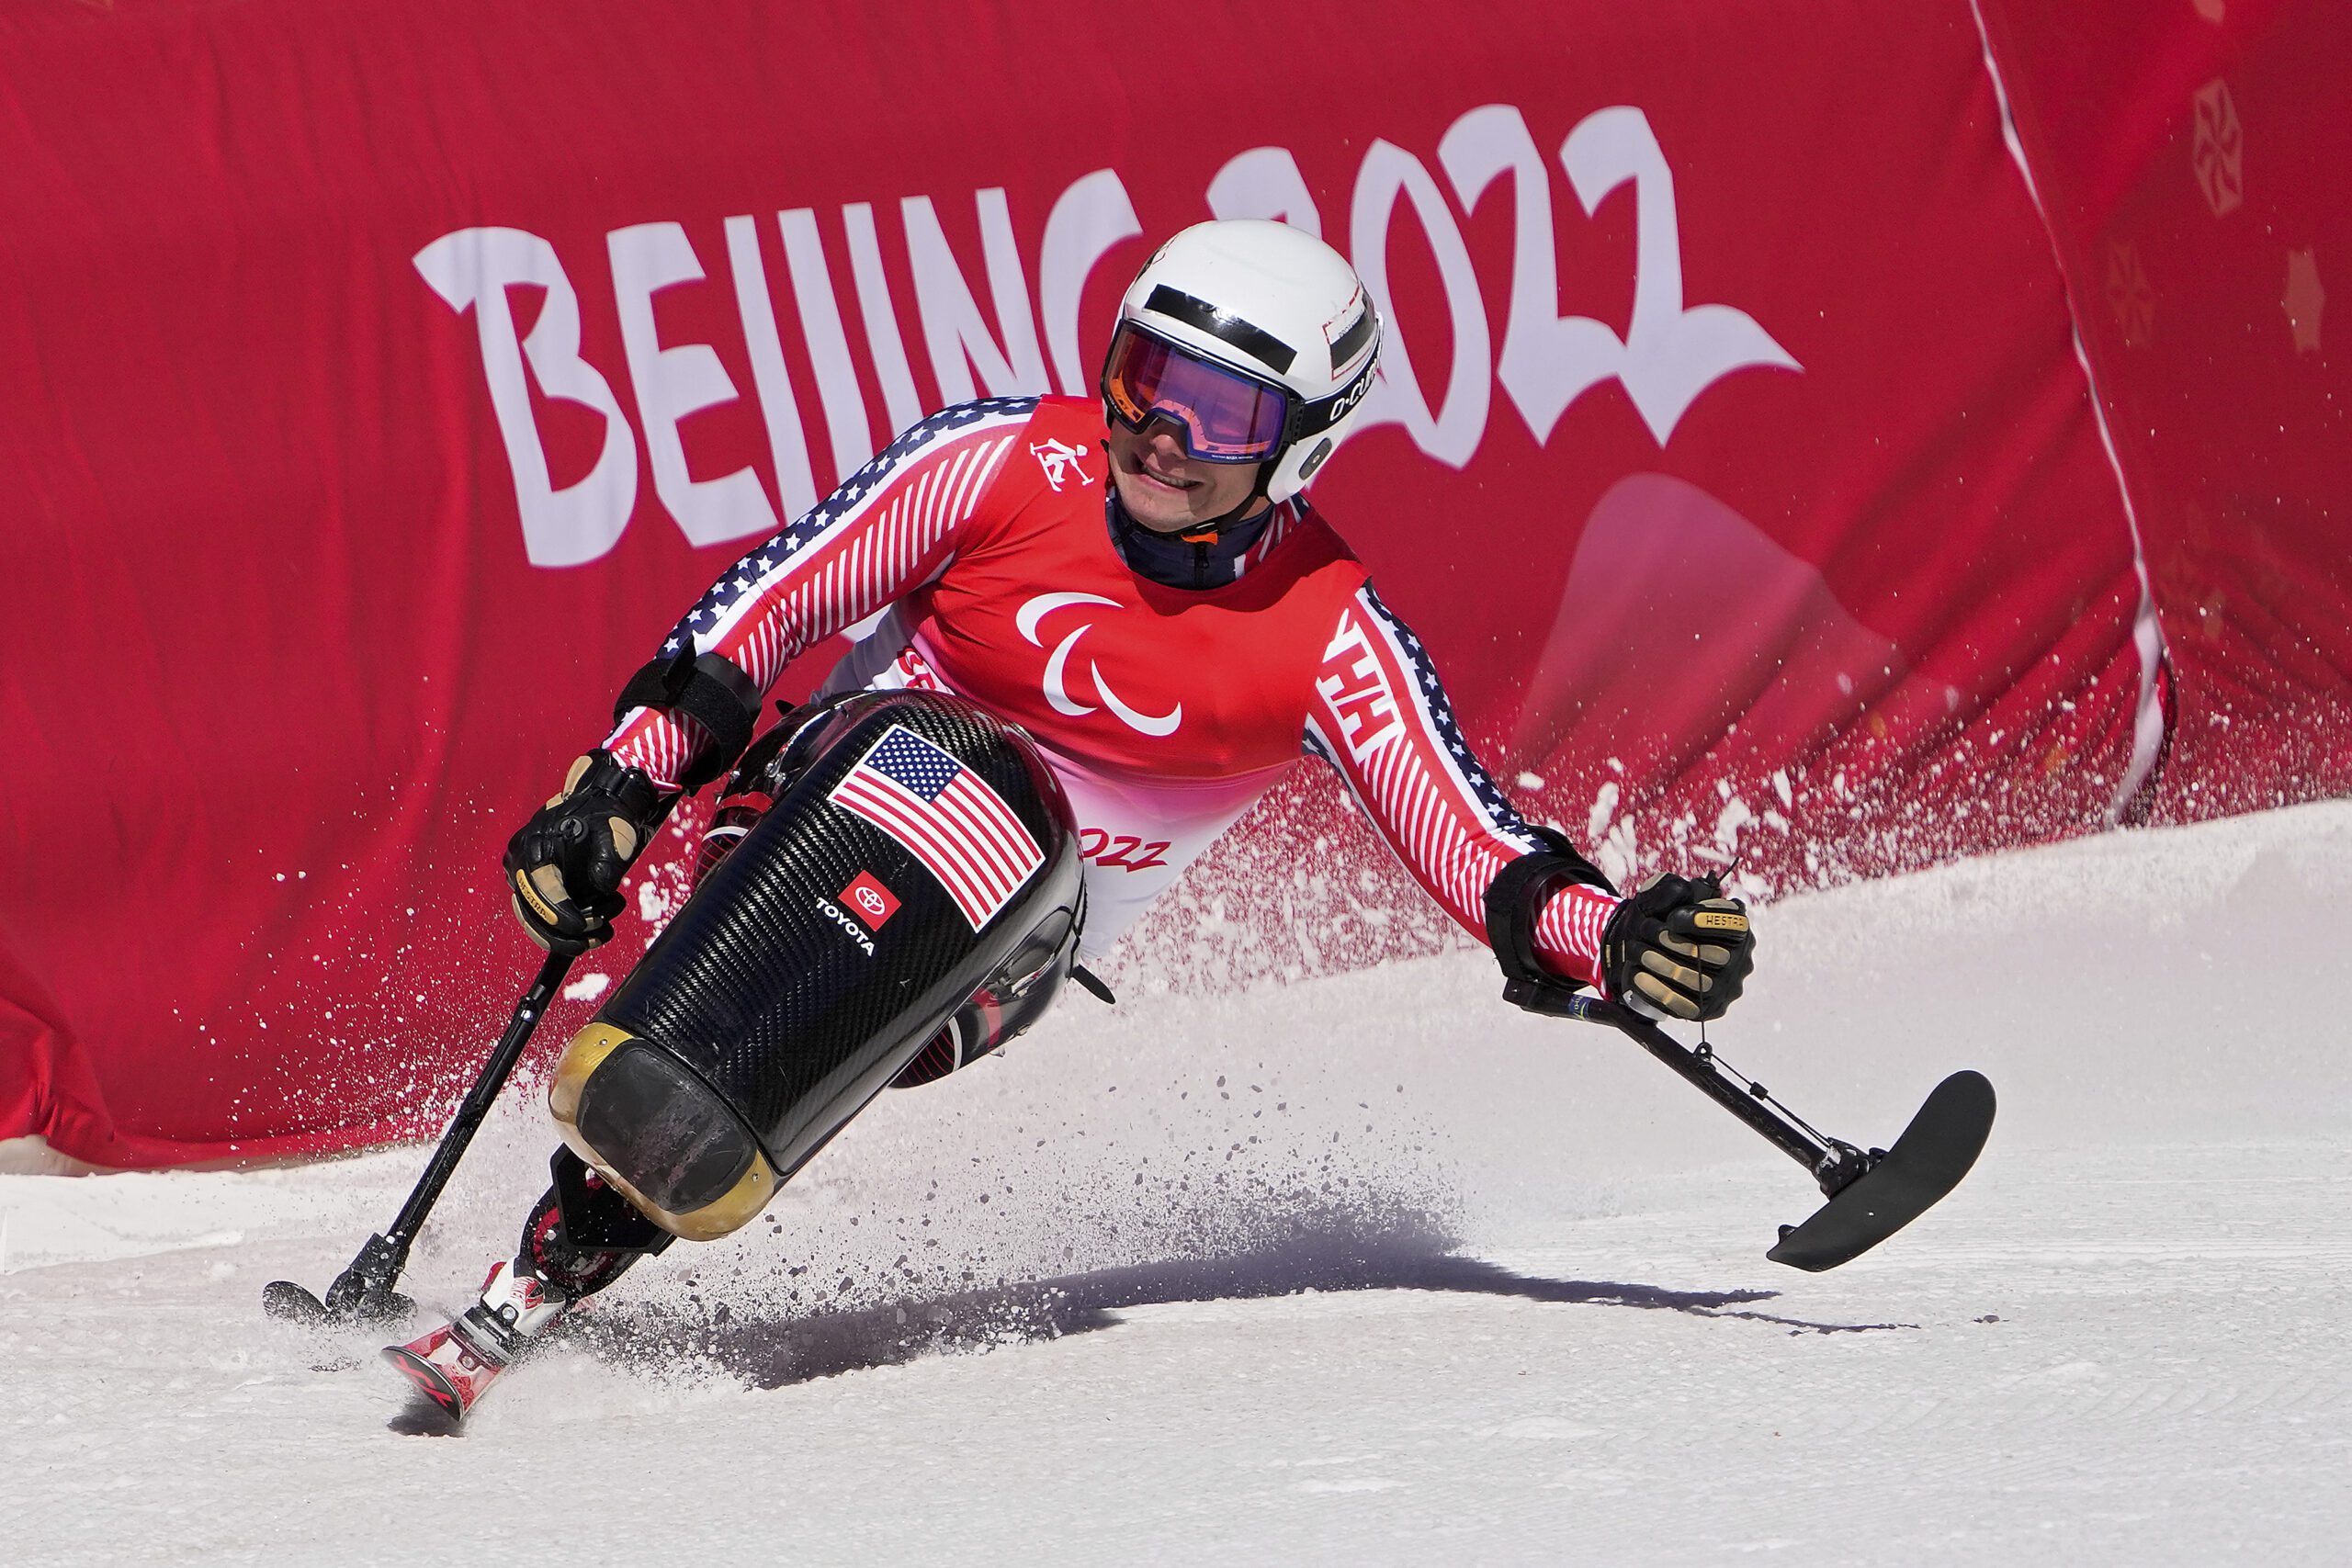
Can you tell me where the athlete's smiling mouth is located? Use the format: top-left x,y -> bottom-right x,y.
1136,457 -> 1201,491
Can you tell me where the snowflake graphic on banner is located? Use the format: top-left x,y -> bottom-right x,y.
2191,79 -> 2245,219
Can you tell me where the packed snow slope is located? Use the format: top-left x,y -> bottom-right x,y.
5,803 -> 2348,1565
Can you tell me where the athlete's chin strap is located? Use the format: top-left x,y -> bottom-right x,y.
1188,463 -> 1277,539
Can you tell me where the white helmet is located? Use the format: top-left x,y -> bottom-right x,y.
1100,219 -> 1382,509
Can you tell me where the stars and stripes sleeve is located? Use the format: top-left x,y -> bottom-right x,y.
1302,582 -> 1622,990
605,399 -> 1038,788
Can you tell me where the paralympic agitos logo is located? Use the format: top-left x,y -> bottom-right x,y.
416,102 -> 1799,569
1014,592 -> 1182,738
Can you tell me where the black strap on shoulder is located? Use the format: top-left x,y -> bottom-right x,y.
1482,827 -> 1615,1018
613,647 -> 763,789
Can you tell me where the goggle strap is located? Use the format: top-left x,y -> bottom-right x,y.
1286,357 -> 1380,444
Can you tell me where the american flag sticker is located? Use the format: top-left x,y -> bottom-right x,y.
826,726 -> 1043,930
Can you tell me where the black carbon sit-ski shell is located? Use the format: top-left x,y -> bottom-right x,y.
593,691 -> 1082,1180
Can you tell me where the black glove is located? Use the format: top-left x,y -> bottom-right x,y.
1600,874 -> 1755,1022
504,751 -> 665,955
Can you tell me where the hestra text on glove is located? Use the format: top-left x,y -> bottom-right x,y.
1600,874 -> 1757,1022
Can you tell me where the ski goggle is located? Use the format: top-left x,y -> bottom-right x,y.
1102,325 -> 1293,463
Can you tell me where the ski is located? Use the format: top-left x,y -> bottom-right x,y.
381,1324 -> 507,1431
379,1258 -> 574,1432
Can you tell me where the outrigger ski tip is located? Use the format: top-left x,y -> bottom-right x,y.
1540,994 -> 1996,1272
1768,1069 -> 1996,1271
260,1274 -> 414,1326
260,1279 -> 331,1323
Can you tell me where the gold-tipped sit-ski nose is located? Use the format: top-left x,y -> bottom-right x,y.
548,1021 -> 779,1242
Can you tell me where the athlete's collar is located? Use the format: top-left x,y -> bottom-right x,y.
1103,493 -> 1278,592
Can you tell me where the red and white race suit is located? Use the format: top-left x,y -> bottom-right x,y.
606,397 -> 1619,985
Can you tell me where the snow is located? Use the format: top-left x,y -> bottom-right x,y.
5,802 -> 2349,1564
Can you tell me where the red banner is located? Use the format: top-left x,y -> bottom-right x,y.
1974,0 -> 2352,818
2,0 -> 2161,1167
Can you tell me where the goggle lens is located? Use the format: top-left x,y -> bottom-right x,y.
1103,328 -> 1290,462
